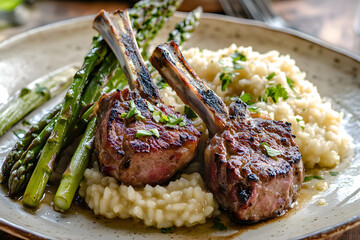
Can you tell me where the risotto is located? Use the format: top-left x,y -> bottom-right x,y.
79,44 -> 351,228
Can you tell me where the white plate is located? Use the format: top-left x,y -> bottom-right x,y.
0,13 -> 360,240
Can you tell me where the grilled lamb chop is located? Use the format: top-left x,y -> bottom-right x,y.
150,41 -> 304,222
92,10 -> 200,186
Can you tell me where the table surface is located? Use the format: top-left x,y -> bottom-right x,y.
0,0 -> 359,239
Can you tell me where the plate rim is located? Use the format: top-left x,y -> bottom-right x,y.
0,12 -> 359,240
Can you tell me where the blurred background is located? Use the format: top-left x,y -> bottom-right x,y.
0,0 -> 359,55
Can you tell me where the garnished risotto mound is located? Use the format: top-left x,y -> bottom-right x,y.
161,44 -> 351,169
79,164 -> 219,228
80,45 -> 351,228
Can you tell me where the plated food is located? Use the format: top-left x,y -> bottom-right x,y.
0,1 -> 359,239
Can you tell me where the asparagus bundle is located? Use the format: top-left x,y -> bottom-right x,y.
168,6 -> 203,45
0,67 -> 76,137
53,3 -> 203,211
6,55 -> 123,196
0,104 -> 62,184
23,0 -> 185,208
22,35 -> 109,207
8,117 -> 58,196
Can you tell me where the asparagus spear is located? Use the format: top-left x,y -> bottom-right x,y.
53,117 -> 96,211
168,6 -> 203,45
129,0 -> 183,54
22,35 -> 108,207
0,66 -> 76,137
0,104 -> 62,184
8,117 -> 57,196
149,7 -> 203,88
53,0 -> 183,211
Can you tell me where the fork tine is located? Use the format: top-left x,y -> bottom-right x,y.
219,0 -> 244,17
239,0 -> 266,21
219,0 -> 237,16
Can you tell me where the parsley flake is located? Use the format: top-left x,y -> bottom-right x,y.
261,142 -> 281,157
286,77 -> 295,90
330,171 -> 339,176
266,72 -> 276,80
304,175 -> 324,182
240,92 -> 254,105
121,100 -> 145,120
264,84 -> 288,103
184,106 -> 198,120
156,78 -> 169,89
146,101 -> 155,112
220,72 -> 233,91
230,51 -> 246,69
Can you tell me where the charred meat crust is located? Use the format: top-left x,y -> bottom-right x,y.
205,102 -> 303,222
95,89 -> 201,186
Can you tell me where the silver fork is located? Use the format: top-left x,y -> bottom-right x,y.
219,0 -> 289,28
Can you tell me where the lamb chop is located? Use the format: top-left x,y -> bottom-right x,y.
92,10 -> 200,187
150,41 -> 304,222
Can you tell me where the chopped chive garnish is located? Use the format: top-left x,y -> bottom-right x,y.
136,129 -> 160,138
261,142 -> 281,157
266,72 -> 275,80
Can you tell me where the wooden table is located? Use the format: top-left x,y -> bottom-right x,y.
0,0 -> 359,239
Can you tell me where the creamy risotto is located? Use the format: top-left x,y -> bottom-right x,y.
80,45 -> 351,228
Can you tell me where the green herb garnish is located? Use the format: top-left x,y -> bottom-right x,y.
146,101 -> 155,112
211,217 -> 227,231
229,51 -> 246,69
240,92 -> 254,105
248,106 -> 259,113
152,111 -> 169,123
230,51 -> 247,62
184,106 -> 198,120
150,129 -> 160,138
266,72 -> 276,80
121,100 -> 145,120
286,77 -> 295,90
261,142 -> 281,157
296,118 -> 301,123
330,171 -> 339,176
156,78 -> 169,89
264,84 -> 288,103
301,126 -> 305,130
304,175 -> 324,182
166,115 -> 184,127
220,72 -> 233,91
136,129 -> 160,138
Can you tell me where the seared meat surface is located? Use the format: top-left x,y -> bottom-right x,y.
204,100 -> 303,222
93,10 -> 200,186
95,89 -> 199,186
150,41 -> 304,222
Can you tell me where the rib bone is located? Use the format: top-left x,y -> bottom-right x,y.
93,9 -> 161,103
149,41 -> 229,136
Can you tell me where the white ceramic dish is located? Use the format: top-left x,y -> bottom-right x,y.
0,12 -> 359,240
